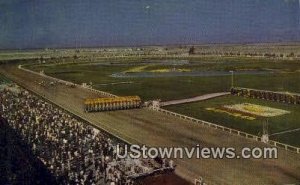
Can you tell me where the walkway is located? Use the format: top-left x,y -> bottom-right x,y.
270,128 -> 300,136
160,92 -> 230,106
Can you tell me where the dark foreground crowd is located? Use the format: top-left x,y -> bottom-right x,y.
0,117 -> 58,185
0,85 -> 171,185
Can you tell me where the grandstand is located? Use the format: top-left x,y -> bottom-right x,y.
0,118 -> 58,185
0,84 -> 172,184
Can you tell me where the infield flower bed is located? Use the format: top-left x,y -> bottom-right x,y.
206,103 -> 290,120
223,103 -> 290,118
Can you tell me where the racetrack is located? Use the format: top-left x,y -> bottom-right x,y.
1,64 -> 300,185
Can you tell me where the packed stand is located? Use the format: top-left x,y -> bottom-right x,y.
0,85 -> 171,185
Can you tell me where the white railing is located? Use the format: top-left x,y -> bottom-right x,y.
19,65 -> 117,98
150,107 -> 300,154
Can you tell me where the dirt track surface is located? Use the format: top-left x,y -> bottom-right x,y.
1,65 -> 300,185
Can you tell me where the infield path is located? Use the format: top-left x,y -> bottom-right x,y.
1,64 -> 300,185
160,92 -> 230,106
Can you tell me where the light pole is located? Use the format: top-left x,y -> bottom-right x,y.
229,71 -> 234,88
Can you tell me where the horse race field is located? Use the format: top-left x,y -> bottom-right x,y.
25,57 -> 300,147
1,53 -> 300,184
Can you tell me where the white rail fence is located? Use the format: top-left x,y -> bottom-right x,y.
150,107 -> 300,154
19,65 -> 117,98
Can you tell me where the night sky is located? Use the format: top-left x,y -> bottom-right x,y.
0,0 -> 299,49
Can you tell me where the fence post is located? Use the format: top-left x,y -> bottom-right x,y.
153,108 -> 300,155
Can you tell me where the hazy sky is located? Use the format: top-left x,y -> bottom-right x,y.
0,0 -> 299,49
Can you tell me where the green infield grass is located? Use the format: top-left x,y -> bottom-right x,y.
26,59 -> 300,101
165,95 -> 300,147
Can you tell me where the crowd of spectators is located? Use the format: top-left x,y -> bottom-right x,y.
0,84 -> 171,185
0,117 -> 57,185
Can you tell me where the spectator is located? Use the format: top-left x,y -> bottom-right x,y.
0,85 -> 167,185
